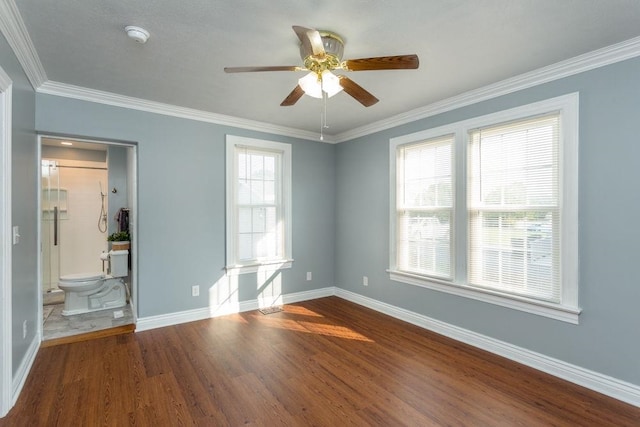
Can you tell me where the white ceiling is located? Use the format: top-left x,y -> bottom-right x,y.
13,0 -> 640,138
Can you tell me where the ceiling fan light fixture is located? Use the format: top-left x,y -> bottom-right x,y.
298,72 -> 323,98
320,70 -> 343,97
298,71 -> 343,99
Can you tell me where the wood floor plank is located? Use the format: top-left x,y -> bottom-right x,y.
2,296 -> 639,426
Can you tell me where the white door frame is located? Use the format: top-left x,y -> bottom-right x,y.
0,66 -> 13,417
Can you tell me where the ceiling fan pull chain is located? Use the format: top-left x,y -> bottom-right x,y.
320,93 -> 325,141
323,91 -> 329,129
320,89 -> 331,140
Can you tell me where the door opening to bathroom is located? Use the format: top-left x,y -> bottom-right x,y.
39,136 -> 137,343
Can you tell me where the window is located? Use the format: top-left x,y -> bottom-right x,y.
389,94 -> 580,323
226,136 -> 292,274
395,135 -> 453,279
468,114 -> 559,303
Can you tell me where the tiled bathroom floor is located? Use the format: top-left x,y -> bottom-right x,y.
43,303 -> 135,342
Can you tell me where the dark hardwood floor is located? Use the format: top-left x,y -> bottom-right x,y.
2,296 -> 639,426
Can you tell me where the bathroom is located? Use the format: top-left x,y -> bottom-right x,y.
39,136 -> 137,342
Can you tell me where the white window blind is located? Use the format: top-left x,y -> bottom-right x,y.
396,135 -> 453,279
468,114 -> 560,302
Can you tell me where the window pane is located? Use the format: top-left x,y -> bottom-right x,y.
238,208 -> 252,233
238,152 -> 248,180
396,134 -> 453,279
402,138 -> 452,208
264,181 -> 276,203
252,207 -> 266,232
250,154 -> 264,179
238,179 -> 250,204
264,156 -> 276,180
397,210 -> 451,277
250,180 -> 264,204
468,114 -> 560,302
238,233 -> 253,261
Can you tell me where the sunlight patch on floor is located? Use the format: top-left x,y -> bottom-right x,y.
256,313 -> 374,342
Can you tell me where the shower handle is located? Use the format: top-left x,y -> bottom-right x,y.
53,206 -> 58,246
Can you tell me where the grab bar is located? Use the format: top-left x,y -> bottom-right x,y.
53,206 -> 58,246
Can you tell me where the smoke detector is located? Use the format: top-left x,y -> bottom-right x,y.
125,26 -> 150,44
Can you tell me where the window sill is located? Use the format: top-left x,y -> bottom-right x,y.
388,269 -> 581,324
226,259 -> 293,276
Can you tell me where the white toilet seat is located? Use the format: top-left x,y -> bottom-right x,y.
59,272 -> 106,293
60,272 -> 105,282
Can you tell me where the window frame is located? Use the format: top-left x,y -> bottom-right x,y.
389,93 -> 580,323
225,135 -> 292,275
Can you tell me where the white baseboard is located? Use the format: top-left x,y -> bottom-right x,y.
136,287 -> 335,332
135,285 -> 639,408
334,288 -> 640,408
11,335 -> 39,408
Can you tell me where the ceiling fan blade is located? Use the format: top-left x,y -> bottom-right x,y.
280,85 -> 305,106
292,25 -> 325,57
224,65 -> 303,73
343,54 -> 419,71
338,76 -> 379,107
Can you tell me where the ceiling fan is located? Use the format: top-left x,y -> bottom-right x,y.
224,26 -> 419,107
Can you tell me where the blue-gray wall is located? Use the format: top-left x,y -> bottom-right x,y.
0,33 -> 38,376
335,56 -> 640,386
35,95 -> 336,318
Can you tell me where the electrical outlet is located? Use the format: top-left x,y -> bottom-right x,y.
22,320 -> 27,339
306,272 -> 312,281
191,285 -> 200,297
363,276 -> 368,286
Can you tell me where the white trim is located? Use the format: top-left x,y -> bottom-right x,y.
10,335 -> 38,409
0,66 -> 12,418
35,141 -> 42,349
334,288 -> 640,408
0,0 -> 47,89
127,145 -> 139,323
136,286 -> 335,332
334,36 -> 640,143
389,94 -> 580,323
37,81 -> 329,142
225,260 -> 293,276
388,270 -> 580,324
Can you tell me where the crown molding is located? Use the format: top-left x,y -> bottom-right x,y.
37,81 -> 329,142
334,35 -> 640,143
0,0 -> 47,88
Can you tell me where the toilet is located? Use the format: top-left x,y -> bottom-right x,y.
58,249 -> 129,316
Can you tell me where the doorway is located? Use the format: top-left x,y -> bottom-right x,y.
38,136 -> 137,343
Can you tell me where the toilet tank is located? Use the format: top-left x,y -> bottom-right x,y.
109,249 -> 129,277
